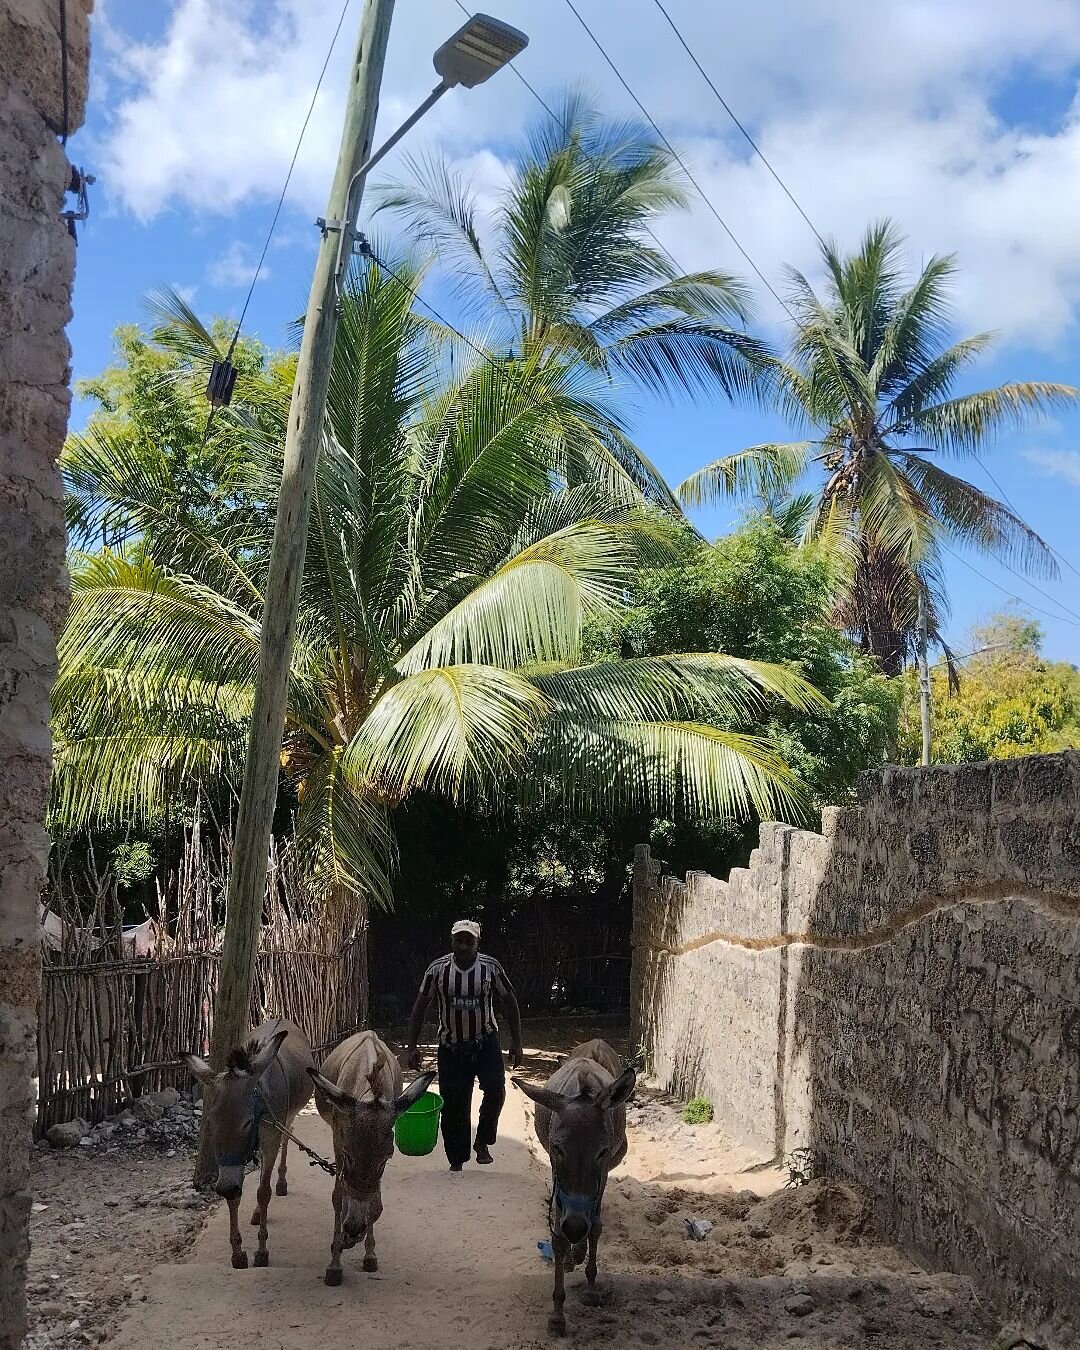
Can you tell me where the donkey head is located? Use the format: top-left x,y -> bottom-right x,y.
184,1024 -> 289,1199
307,1068 -> 434,1245
515,1067 -> 636,1245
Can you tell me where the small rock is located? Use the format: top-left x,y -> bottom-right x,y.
129,1097 -> 164,1123
145,1088 -> 180,1109
78,1137 -> 96,1148
748,1222 -> 771,1239
860,1315 -> 885,1335
815,1253 -> 832,1266
653,1289 -> 678,1305
792,1240 -> 812,1257
37,1300 -> 66,1317
47,1121 -> 86,1150
67,1319 -> 81,1332
31,1203 -> 48,1214
915,1292 -> 953,1319
785,1295 -> 815,1318
95,1123 -> 118,1141
103,1198 -> 119,1208
117,1112 -> 138,1130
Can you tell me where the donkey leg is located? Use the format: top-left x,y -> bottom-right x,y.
549,1234 -> 569,1336
227,1195 -> 247,1269
325,1179 -> 345,1286
582,1221 -> 603,1306
276,1134 -> 290,1195
362,1220 -> 378,1273
252,1136 -> 279,1266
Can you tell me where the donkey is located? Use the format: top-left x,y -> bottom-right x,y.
514,1039 -> 635,1336
308,1030 -> 434,1286
184,1018 -> 314,1269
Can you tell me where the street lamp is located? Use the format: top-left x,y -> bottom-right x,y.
334,13 -> 529,285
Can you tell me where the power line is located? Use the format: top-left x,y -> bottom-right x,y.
449,0 -> 690,283
561,0 -> 799,325
648,0 -> 826,250
224,0 -> 354,360
200,0 -> 353,446
941,544 -> 1080,629
970,448 -> 1080,583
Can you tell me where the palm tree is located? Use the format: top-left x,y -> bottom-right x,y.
373,88 -> 768,509
54,254 -> 824,913
679,221 -> 1078,675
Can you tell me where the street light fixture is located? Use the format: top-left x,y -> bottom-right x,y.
334,12 -> 528,285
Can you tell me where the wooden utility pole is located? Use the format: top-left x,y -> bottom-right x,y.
917,589 -> 932,767
195,0 -> 396,1184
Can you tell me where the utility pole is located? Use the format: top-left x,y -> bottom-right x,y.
195,0 -> 396,1184
917,588 -> 932,767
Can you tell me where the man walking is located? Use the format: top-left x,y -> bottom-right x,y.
405,920 -> 523,1172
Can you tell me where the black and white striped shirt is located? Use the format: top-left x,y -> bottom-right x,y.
419,953 -> 514,1047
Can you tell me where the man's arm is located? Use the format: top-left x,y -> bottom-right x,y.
405,989 -> 433,1069
502,989 -> 524,1068
493,963 -> 523,1067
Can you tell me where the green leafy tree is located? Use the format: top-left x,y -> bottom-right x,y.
587,516 -> 898,809
680,221 -> 1077,674
375,88 -> 768,507
54,257 -> 823,912
897,610 -> 1080,763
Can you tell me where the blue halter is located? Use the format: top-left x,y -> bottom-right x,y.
553,1180 -> 600,1225
215,1088 -> 265,1169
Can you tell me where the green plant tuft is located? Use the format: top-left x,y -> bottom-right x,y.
682,1096 -> 713,1125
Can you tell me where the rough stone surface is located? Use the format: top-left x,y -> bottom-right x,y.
632,754 -> 1080,1347
45,1122 -> 85,1150
0,4 -> 91,1347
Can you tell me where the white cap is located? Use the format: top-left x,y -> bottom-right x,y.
451,919 -> 481,940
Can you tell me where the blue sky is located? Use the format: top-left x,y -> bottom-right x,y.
69,0 -> 1080,661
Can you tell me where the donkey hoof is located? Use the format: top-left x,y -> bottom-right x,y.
249,1210 -> 260,1226
232,1252 -> 248,1270
362,1256 -> 378,1273
253,1250 -> 269,1267
275,1180 -> 288,1196
324,1267 -> 343,1287
548,1314 -> 567,1337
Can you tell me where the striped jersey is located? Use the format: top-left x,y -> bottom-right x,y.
419,953 -> 514,1046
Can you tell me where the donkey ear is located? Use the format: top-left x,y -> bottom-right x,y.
308,1066 -> 358,1112
512,1077 -> 568,1113
183,1053 -> 214,1085
248,1026 -> 289,1079
393,1071 -> 435,1117
595,1067 -> 636,1111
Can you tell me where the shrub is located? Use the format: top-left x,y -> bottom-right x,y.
682,1096 -> 713,1125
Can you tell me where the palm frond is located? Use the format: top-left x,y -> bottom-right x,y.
911,382 -> 1080,454
678,442 -> 813,508
344,664 -> 547,802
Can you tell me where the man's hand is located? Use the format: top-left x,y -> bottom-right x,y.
508,1042 -> 524,1070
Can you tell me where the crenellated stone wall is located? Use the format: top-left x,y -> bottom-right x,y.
0,2 -> 92,1345
632,754 -> 1080,1347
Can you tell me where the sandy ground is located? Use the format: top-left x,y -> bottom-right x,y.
28,1021 -> 1009,1349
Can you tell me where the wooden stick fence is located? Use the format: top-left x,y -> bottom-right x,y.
37,820 -> 367,1136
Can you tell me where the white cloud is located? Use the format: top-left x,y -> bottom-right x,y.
1023,448 -> 1080,485
91,0 -> 1080,344
206,241 -> 268,289
172,282 -> 198,306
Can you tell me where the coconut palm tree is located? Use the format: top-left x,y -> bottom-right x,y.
54,254 -> 824,911
373,88 -> 768,509
679,221 -> 1078,675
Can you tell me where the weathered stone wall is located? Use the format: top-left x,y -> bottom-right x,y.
0,2 -> 91,1345
632,754 -> 1080,1346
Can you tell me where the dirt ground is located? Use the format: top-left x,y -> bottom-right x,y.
26,1018 -> 1010,1348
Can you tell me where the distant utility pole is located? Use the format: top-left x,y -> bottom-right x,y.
918,589 -> 932,767
196,0 -> 396,1184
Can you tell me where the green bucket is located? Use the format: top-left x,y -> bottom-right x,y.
394,1090 -> 443,1156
